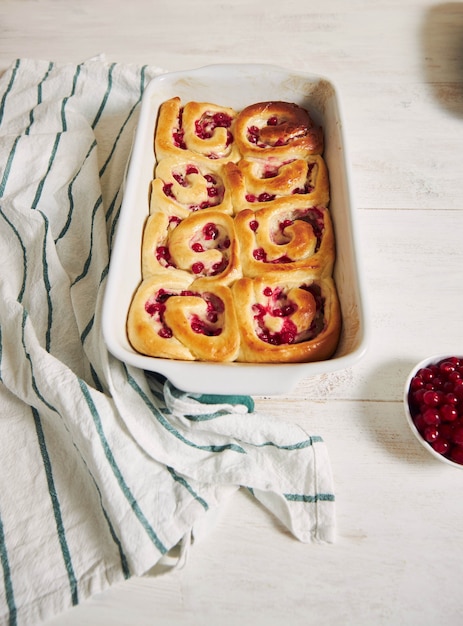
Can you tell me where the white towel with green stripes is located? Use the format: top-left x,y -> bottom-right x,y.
0,58 -> 336,626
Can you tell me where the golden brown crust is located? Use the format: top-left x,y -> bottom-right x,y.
127,96 -> 340,364
233,101 -> 324,159
127,274 -> 240,362
231,273 -> 341,363
154,97 -> 241,166
142,209 -> 242,286
234,202 -> 335,278
150,155 -> 234,218
127,273 -> 197,361
141,212 -> 190,279
223,155 -> 329,214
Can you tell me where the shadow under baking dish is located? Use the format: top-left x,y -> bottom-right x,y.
102,63 -> 368,396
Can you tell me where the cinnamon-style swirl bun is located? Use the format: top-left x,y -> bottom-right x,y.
223,154 -> 329,213
234,202 -> 335,277
234,101 -> 323,159
232,272 -> 341,363
127,96 -> 341,365
142,210 -> 241,286
155,97 -> 241,166
150,156 -> 233,218
127,274 -> 240,362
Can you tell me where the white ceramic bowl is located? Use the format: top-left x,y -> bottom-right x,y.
102,63 -> 368,395
404,354 -> 463,468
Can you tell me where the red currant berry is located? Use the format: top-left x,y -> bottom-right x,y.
432,438 -> 450,455
410,376 -> 424,391
422,408 -> 441,425
422,390 -> 441,407
439,360 -> 456,375
413,413 -> 426,433
445,392 -> 458,404
412,388 -> 426,405
440,404 -> 458,422
423,425 -> 439,442
418,367 -> 434,382
191,262 -> 204,274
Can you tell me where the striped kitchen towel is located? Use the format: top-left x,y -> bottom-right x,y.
0,58 -> 335,626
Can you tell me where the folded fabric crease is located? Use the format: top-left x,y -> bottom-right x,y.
0,58 -> 335,626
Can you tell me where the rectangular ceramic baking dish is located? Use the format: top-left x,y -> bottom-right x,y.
102,64 -> 368,395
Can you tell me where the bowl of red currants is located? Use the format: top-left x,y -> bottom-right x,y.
405,354 -> 463,467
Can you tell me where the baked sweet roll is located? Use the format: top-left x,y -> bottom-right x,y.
232,271 -> 341,363
234,101 -> 323,159
234,202 -> 335,278
126,96 -> 341,364
127,274 -> 240,362
223,154 -> 329,213
154,97 -> 241,166
142,210 -> 241,286
150,156 -> 233,218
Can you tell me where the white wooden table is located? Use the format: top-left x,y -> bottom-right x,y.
1,0 -> 462,624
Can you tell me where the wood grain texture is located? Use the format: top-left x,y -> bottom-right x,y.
0,0 -> 462,624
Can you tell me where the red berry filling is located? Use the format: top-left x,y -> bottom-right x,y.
275,208 -> 323,248
262,165 -> 280,178
203,222 -> 219,240
250,208 -> 324,265
190,293 -> 224,336
172,108 -> 186,149
163,183 -> 174,197
292,162 -> 316,195
246,116 -> 306,149
251,287 -> 297,345
253,248 -> 266,261
192,262 -> 205,274
163,168 -> 224,211
172,165 -> 199,186
145,289 -> 224,338
145,289 -> 177,338
408,357 -> 463,464
247,125 -> 260,145
195,111 -> 233,139
173,131 -> 185,149
245,162 -> 316,202
194,111 -> 234,157
154,217 -> 182,269
190,315 -> 221,336
245,192 -> 276,203
189,222 -> 231,276
155,245 -> 176,269
263,159 -> 312,185
251,283 -> 323,346
252,247 -> 292,263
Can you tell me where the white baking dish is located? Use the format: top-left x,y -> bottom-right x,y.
102,64 -> 368,395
